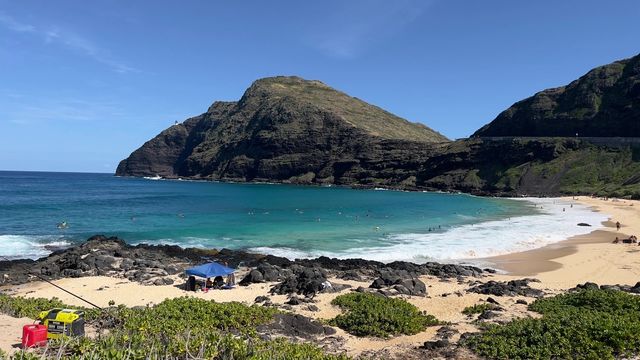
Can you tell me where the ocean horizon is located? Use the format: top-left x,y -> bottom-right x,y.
0,170 -> 607,262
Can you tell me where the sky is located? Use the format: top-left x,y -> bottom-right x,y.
1,1 -> 639,173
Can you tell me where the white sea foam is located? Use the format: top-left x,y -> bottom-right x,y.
0,235 -> 72,259
135,237 -> 209,248
248,198 -> 609,263
1,199 -> 609,263
249,246 -> 321,259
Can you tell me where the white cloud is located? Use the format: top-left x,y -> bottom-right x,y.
0,12 -> 137,73
306,0 -> 433,59
0,13 -> 35,33
6,98 -> 125,125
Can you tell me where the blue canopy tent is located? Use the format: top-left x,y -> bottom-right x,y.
186,262 -> 235,278
185,262 -> 236,291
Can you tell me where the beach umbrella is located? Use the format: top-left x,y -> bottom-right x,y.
185,262 -> 235,279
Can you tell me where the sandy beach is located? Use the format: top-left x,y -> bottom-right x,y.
491,196 -> 640,289
2,196 -> 639,356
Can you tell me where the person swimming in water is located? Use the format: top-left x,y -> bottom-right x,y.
56,221 -> 68,229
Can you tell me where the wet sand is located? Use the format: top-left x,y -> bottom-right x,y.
488,196 -> 640,289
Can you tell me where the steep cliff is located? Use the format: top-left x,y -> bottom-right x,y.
474,53 -> 640,137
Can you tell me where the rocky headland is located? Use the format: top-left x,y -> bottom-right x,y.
117,54 -> 640,198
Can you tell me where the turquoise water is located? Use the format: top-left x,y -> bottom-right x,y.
0,171 -> 603,262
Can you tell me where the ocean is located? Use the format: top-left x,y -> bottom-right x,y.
0,171 -> 607,262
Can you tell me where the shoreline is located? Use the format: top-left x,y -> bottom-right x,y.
1,194 -> 604,263
2,196 -> 640,357
486,196 -> 640,288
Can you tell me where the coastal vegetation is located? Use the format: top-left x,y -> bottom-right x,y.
1,295 -> 348,360
0,295 -> 69,319
463,289 -> 640,359
329,292 -> 440,337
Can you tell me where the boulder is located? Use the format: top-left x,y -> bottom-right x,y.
240,269 -> 264,285
369,269 -> 426,296
422,339 -> 449,350
468,278 -> 543,297
478,310 -> 501,320
270,267 -> 327,296
256,314 -> 336,339
571,282 -> 600,291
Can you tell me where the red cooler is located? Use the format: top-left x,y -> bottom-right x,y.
22,324 -> 48,348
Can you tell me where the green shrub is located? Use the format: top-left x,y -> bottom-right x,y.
463,289 -> 640,360
329,292 -> 440,337
0,294 -> 67,319
11,334 -> 350,360
0,294 -> 101,320
529,288 -> 640,315
462,303 -> 499,315
4,295 -> 345,359
121,296 -> 279,335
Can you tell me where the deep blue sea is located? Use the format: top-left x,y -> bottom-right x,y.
0,171 -> 606,262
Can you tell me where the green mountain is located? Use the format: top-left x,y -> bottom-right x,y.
116,76 -> 447,185
474,53 -> 640,137
118,66 -> 640,198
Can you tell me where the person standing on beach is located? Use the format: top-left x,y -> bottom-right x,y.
616,221 -> 621,231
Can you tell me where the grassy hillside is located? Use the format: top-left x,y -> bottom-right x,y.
248,76 -> 449,143
474,53 -> 640,137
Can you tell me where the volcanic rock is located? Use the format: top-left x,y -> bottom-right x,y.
468,278 -> 543,297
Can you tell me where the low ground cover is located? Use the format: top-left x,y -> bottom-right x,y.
463,289 -> 640,359
1,294 -> 348,360
329,292 -> 440,337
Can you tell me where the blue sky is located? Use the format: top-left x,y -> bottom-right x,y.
1,1 -> 639,173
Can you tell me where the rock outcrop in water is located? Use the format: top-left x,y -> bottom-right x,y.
118,56 -> 640,197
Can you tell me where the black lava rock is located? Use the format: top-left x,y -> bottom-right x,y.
468,278 -> 543,297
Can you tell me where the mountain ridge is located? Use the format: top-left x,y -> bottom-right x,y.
117,60 -> 640,198
116,76 -> 447,184
474,53 -> 640,137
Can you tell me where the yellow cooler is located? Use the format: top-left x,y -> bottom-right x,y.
37,308 -> 85,339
